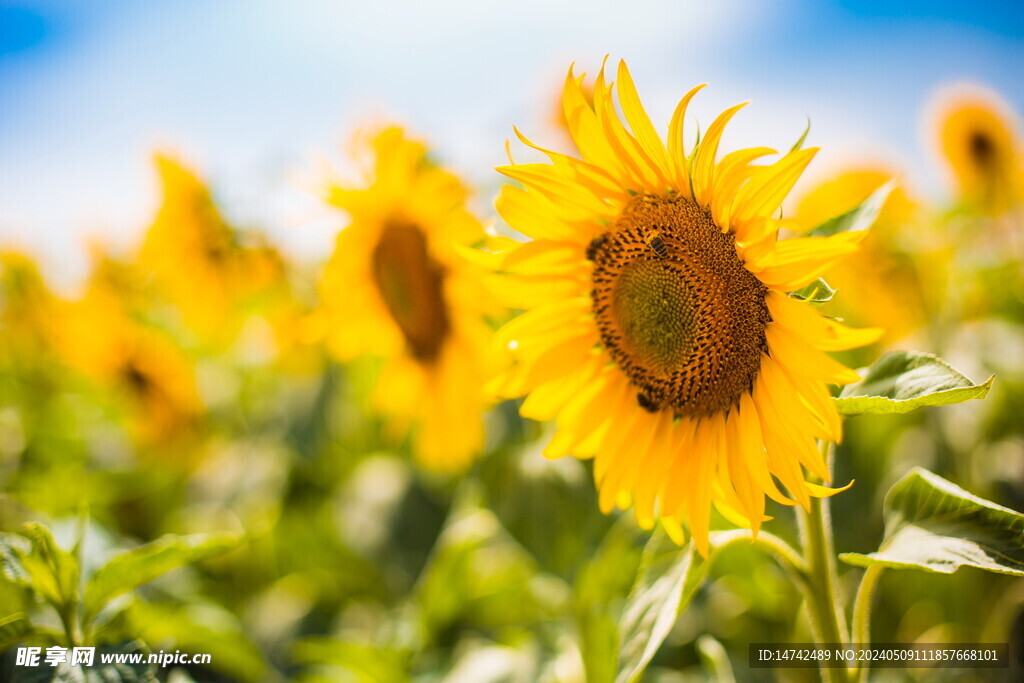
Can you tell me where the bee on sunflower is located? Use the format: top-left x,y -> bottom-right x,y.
314,127 -> 496,473
490,60 -> 882,555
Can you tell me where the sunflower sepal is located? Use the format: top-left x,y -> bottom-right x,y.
835,350 -> 994,415
788,117 -> 812,153
788,278 -> 836,305
807,178 -> 897,237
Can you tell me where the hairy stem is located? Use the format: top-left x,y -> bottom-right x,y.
798,442 -> 852,683
851,565 -> 884,682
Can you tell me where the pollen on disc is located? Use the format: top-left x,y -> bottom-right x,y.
590,193 -> 771,418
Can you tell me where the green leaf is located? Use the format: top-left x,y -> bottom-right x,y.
412,500 -> 549,640
83,532 -> 243,621
0,535 -> 31,585
574,520 -> 643,683
835,351 -> 994,415
788,278 -> 835,305
480,448 -> 613,579
840,467 -> 1024,576
697,634 -> 736,683
118,600 -> 266,681
579,615 -> 618,683
615,529 -> 708,683
294,637 -> 410,682
808,179 -> 896,237
15,523 -> 80,610
0,612 -> 32,649
0,564 -> 33,625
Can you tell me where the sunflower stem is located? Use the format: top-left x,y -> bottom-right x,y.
799,442 -> 852,683
851,565 -> 884,682
710,528 -> 809,589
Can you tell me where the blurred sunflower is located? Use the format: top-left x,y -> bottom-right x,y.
139,155 -> 288,349
0,251 -> 58,356
314,127 -> 494,472
794,167 -> 940,344
491,60 -> 881,554
58,253 -> 201,445
933,89 -> 1023,214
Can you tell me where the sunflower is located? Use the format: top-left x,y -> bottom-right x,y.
139,155 -> 287,348
933,88 -> 1023,214
491,60 -> 882,554
58,253 -> 201,444
315,127 -> 494,472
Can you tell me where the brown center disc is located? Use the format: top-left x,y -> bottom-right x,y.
371,220 -> 451,363
969,130 -> 996,170
590,193 -> 770,417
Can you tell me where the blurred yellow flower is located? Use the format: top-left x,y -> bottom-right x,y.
794,168 -> 937,343
314,127 -> 494,472
139,154 -> 288,348
934,89 -> 1024,214
0,250 -> 58,356
491,60 -> 881,554
58,253 -> 201,445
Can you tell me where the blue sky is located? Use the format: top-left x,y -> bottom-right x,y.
2,0 -> 1022,284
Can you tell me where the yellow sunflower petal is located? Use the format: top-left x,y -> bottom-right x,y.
632,411 -> 680,529
562,66 -> 626,177
497,163 -> 614,219
711,147 -> 778,231
616,60 -> 673,182
806,480 -> 855,498
692,102 -> 749,207
543,365 -> 618,460
495,185 -> 580,241
668,84 -> 708,192
598,409 -> 661,516
593,63 -> 664,189
520,352 -> 604,421
687,416 -> 724,557
765,322 -> 862,385
730,147 -> 819,230
766,290 -> 883,351
753,232 -> 864,290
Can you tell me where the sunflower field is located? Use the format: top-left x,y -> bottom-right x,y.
2,3 -> 1023,682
